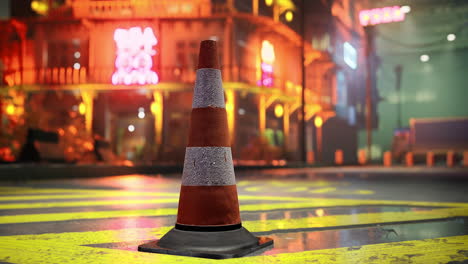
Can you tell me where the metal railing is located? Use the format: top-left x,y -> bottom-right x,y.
1,65 -> 333,108
72,0 -> 213,18
3,65 -> 289,87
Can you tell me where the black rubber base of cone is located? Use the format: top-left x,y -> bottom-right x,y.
138,227 -> 273,259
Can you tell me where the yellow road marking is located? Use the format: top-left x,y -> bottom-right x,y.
244,186 -> 263,192
0,187 -> 116,194
0,194 -> 311,203
0,189 -> 312,203
0,198 -> 179,209
1,186 -> 465,207
0,208 -> 177,224
1,187 -> 468,263
285,187 -> 309,192
248,180 -> 335,187
2,195 -> 467,211
0,181 -> 335,195
355,190 -> 375,195
244,207 -> 468,231
1,187 -> 468,208
0,230 -> 467,264
309,187 -> 337,193
283,182 -> 337,187
0,197 -> 313,210
0,192 -> 180,201
0,202 -> 320,224
1,201 -> 467,226
2,227 -> 172,245
236,181 -> 252,187
285,187 -> 375,195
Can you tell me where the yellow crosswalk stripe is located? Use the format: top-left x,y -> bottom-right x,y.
1,187 -> 468,208
0,192 -> 180,201
1,202 -> 467,226
0,198 -> 179,209
1,187 -> 468,263
0,230 -> 467,264
309,187 -> 337,193
1,197 -> 467,210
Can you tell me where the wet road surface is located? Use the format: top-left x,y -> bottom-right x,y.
1,167 -> 468,263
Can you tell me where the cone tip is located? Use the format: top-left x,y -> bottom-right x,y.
198,40 -> 220,70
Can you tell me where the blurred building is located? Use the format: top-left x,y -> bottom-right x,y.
0,0 -> 371,165
304,0 -> 375,164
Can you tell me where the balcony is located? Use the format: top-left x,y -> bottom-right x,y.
72,0 -> 212,19
2,65 -> 294,90
2,67 -> 88,87
1,65 -> 328,111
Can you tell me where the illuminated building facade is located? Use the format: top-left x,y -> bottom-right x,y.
0,0 -> 369,164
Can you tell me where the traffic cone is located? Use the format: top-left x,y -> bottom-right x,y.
334,149 -> 343,165
405,152 -> 414,166
446,150 -> 455,167
383,151 -> 392,167
426,151 -> 434,167
138,40 -> 273,259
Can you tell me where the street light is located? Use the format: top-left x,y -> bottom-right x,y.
78,102 -> 86,115
420,54 -> 430,62
256,0 -> 295,22
274,104 -> 284,118
5,104 -> 15,115
285,10 -> 294,22
314,116 -> 323,128
401,6 -> 411,13
447,34 -> 456,42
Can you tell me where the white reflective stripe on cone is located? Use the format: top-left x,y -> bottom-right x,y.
192,68 -> 225,109
182,147 -> 236,186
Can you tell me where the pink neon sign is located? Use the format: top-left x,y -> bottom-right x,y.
359,6 -> 405,26
257,40 -> 275,87
258,62 -> 274,87
112,27 -> 159,85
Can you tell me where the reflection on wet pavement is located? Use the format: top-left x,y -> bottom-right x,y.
241,205 -> 440,221
262,218 -> 468,255
1,172 -> 468,263
87,217 -> 468,256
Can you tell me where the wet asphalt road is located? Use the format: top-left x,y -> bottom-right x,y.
0,166 -> 468,263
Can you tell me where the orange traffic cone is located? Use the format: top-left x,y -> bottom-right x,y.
334,149 -> 344,165
446,151 -> 455,168
405,152 -> 414,166
383,151 -> 392,167
426,151 -> 434,167
138,40 -> 273,259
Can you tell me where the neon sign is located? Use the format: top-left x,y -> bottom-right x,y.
112,27 -> 159,85
258,40 -> 275,87
359,6 -> 405,26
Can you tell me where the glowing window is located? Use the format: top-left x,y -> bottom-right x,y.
261,40 -> 275,64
